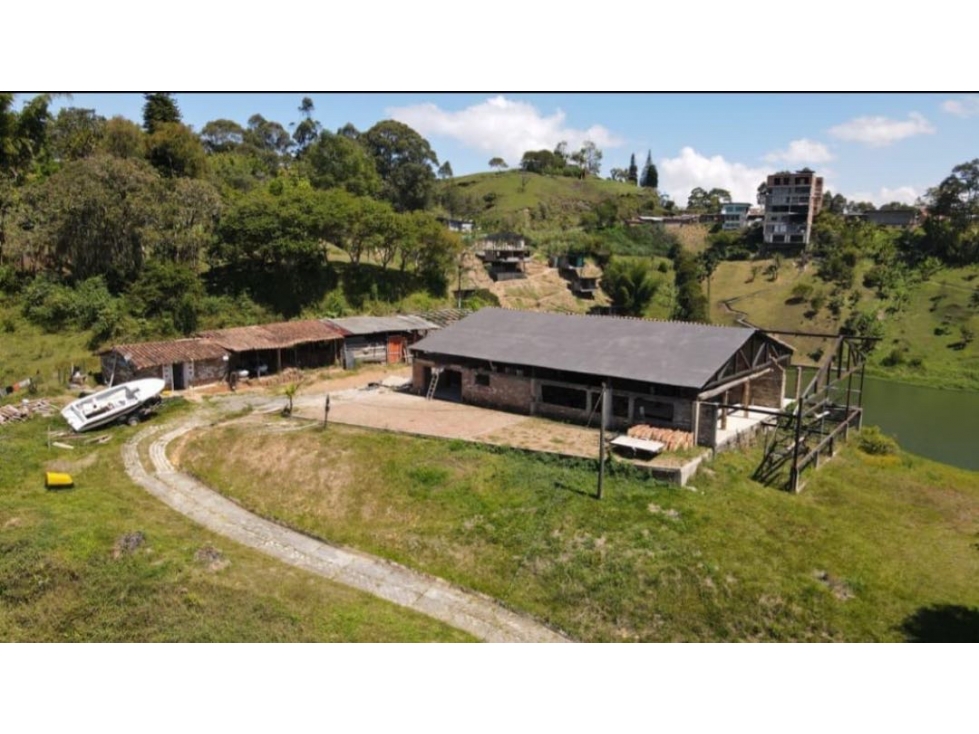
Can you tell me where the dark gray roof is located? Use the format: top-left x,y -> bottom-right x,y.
410,308 -> 772,389
323,315 -> 440,336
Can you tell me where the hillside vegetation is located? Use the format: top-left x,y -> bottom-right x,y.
438,170 -> 661,233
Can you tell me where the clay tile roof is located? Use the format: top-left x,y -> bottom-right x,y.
102,338 -> 229,370
199,320 -> 344,352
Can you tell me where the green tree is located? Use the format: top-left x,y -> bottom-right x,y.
438,161 -> 454,179
126,260 -> 205,335
100,116 -> 145,159
48,107 -> 106,162
361,120 -> 439,211
627,153 -> 638,185
291,96 -> 321,157
601,257 -> 660,316
26,155 -> 163,289
145,122 -> 208,178
142,93 -> 181,133
489,157 -> 507,171
687,187 -> 709,211
640,151 -> 658,189
672,249 -> 709,322
243,114 -> 294,172
200,119 -> 246,154
304,131 -> 381,197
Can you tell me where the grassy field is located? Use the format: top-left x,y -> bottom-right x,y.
0,405 -> 472,642
177,419 -> 979,642
442,171 -> 660,231
709,259 -> 979,386
0,299 -> 97,398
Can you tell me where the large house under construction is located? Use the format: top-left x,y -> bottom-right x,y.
409,308 -> 794,449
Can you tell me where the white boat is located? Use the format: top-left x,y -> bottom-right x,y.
61,378 -> 166,432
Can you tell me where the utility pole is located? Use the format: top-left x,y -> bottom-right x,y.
597,381 -> 609,500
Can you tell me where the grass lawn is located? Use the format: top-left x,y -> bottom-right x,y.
177,419 -> 979,642
0,406 -> 472,642
709,260 -> 979,388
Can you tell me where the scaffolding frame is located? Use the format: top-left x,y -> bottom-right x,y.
748,330 -> 879,492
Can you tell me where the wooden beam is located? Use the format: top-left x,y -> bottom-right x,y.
698,367 -> 772,401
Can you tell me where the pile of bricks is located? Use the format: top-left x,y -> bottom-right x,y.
0,399 -> 57,426
627,424 -> 694,452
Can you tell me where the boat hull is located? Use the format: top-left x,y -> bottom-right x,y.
61,378 -> 165,432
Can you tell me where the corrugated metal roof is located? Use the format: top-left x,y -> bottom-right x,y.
101,338 -> 229,370
199,320 -> 344,352
410,308 -> 776,390
416,308 -> 473,328
323,315 -> 441,336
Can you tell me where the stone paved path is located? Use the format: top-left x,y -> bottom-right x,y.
123,416 -> 570,643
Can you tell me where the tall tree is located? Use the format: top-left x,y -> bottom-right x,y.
48,107 -> 106,162
291,96 -> 321,157
200,119 -> 246,154
627,153 -> 638,185
361,120 -> 439,212
26,155 -> 163,289
601,257 -> 660,316
640,151 -> 658,189
438,161 -> 454,179
303,131 -> 381,197
145,122 -> 208,178
100,116 -> 145,159
142,93 -> 181,134
489,157 -> 508,171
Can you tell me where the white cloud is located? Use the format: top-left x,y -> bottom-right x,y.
942,96 -> 979,118
848,186 -> 920,207
828,112 -> 935,147
659,147 -> 769,205
763,138 -> 834,165
386,96 -> 622,172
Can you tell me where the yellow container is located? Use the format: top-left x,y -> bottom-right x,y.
45,472 -> 74,489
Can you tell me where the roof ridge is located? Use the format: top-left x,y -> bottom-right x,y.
485,306 -> 752,331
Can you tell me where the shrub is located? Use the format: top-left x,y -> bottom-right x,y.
789,282 -> 814,303
858,426 -> 898,456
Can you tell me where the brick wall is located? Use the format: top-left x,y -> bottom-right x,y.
462,368 -> 534,413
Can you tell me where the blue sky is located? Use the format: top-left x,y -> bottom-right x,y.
37,92 -> 979,207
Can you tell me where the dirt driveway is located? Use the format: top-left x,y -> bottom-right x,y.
293,387 -> 602,460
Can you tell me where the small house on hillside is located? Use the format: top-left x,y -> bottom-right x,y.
409,308 -> 793,449
476,232 -> 529,281
553,254 -> 601,298
99,338 -> 230,390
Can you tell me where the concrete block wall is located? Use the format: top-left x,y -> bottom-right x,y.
462,369 -> 534,413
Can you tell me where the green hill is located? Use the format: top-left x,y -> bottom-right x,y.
437,170 -> 661,233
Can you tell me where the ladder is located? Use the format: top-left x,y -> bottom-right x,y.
425,368 -> 443,400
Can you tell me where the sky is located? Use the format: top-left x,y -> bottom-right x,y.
35,92 -> 979,208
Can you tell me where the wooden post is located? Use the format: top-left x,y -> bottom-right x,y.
742,381 -> 751,417
795,365 -> 803,401
692,400 -> 701,447
598,381 -> 609,500
790,395 -> 804,493
276,349 -> 282,375
720,390 -> 729,430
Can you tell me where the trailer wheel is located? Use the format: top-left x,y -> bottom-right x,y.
126,415 -> 140,427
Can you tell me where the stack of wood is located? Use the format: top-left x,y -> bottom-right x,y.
627,424 -> 694,452
0,399 -> 56,426
263,367 -> 304,387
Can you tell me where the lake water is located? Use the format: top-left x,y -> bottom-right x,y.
861,377 -> 979,472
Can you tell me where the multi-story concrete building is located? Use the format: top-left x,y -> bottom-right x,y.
760,169 -> 824,247
720,202 -> 752,231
